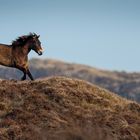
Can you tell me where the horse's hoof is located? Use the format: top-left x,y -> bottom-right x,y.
21,77 -> 26,81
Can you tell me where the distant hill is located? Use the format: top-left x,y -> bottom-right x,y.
0,58 -> 140,102
0,77 -> 139,140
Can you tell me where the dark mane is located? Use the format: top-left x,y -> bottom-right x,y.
12,33 -> 37,47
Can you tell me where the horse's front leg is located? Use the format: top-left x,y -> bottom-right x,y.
17,65 -> 34,81
21,68 -> 26,81
27,69 -> 34,81
21,72 -> 26,80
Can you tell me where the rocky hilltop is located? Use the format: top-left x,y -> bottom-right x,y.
0,77 -> 139,140
0,58 -> 140,102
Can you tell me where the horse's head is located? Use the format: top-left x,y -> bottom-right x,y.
12,33 -> 44,56
29,34 -> 43,55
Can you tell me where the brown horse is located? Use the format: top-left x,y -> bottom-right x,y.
0,33 -> 43,80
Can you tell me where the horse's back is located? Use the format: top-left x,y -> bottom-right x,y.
0,44 -> 12,66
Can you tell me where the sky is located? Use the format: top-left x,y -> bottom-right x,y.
0,0 -> 140,72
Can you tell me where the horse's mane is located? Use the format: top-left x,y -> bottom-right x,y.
12,33 -> 37,47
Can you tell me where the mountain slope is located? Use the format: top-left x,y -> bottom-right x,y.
0,77 -> 139,140
0,58 -> 139,102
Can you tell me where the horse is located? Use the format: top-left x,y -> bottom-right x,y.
0,33 -> 43,80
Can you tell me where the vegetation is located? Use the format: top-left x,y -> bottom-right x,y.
0,58 -> 140,102
0,77 -> 139,140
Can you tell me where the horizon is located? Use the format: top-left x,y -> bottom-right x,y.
0,0 -> 140,72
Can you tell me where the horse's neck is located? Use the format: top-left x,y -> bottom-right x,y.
13,45 -> 30,56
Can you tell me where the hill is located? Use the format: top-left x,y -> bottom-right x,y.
0,58 -> 140,102
0,77 -> 139,140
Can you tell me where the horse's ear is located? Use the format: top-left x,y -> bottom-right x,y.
37,35 -> 40,38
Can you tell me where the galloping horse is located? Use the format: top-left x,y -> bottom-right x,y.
0,33 -> 43,80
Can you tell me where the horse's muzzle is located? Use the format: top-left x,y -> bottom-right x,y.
38,51 -> 43,55
37,48 -> 44,55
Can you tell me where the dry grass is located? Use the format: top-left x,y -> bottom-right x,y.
0,77 -> 139,140
0,58 -> 140,102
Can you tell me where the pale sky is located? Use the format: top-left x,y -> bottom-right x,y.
0,0 -> 140,71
